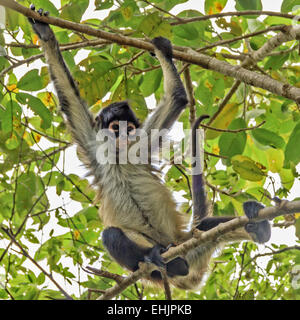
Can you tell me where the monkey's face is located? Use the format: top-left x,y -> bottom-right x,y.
95,101 -> 140,151
108,119 -> 137,149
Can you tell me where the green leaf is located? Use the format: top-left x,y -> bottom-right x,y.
206,103 -> 239,140
173,24 -> 199,40
0,101 -> 18,134
219,118 -> 247,158
5,133 -> 19,150
138,12 -> 171,38
36,273 -> 46,285
284,122 -> 300,167
235,0 -> 262,11
95,0 -> 114,10
232,155 -> 266,181
16,93 -> 52,129
60,0 -> 89,23
140,68 -> 162,97
18,69 -> 45,91
281,0 -> 300,13
264,55 -> 289,70
252,128 -> 285,149
16,172 -> 37,211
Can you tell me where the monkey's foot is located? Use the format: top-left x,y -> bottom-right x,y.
151,37 -> 173,60
243,201 -> 271,243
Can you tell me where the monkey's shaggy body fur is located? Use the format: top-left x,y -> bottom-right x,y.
29,7 -> 271,290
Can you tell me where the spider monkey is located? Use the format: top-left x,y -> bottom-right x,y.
29,6 -> 271,290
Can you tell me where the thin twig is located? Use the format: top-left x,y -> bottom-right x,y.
0,226 -> 73,300
170,10 -> 297,26
183,67 -> 196,126
202,120 -> 266,133
141,0 -> 183,22
0,39 -> 110,78
83,266 -> 124,284
197,26 -> 285,52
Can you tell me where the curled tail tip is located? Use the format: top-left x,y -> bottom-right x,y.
192,114 -> 210,130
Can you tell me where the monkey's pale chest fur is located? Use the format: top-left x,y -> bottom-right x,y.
98,163 -> 187,246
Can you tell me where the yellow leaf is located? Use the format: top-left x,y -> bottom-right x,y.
74,230 -> 80,240
295,213 -> 300,219
7,84 -> 18,93
206,103 -> 239,140
121,6 -> 133,21
204,79 -> 213,91
279,168 -> 294,190
212,145 -> 220,155
266,148 -> 284,173
232,155 -> 266,181
33,34 -> 39,45
42,92 -> 54,106
215,2 -> 224,12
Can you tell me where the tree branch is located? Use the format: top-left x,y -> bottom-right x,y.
95,200 -> 300,299
96,263 -> 155,300
2,0 -> 300,103
83,266 -> 124,285
0,226 -> 73,300
162,200 -> 300,262
197,25 -> 285,52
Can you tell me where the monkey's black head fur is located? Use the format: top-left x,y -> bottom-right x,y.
96,101 -> 140,129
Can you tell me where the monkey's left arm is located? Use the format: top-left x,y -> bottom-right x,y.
28,7 -> 97,165
142,37 -> 188,136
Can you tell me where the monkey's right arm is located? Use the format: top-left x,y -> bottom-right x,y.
29,7 -> 96,165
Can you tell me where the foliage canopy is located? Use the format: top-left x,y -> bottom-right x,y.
0,0 -> 300,300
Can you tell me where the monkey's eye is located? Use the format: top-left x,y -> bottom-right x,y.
108,120 -> 119,133
127,123 -> 136,136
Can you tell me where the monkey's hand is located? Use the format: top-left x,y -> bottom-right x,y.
243,201 -> 271,243
28,5 -> 54,42
151,37 -> 173,61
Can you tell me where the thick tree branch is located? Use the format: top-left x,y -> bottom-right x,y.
2,0 -> 300,103
208,23 -> 300,124
162,200 -> 300,262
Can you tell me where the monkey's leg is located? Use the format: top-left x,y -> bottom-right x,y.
197,201 -> 271,244
102,227 -> 188,278
197,216 -> 235,231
